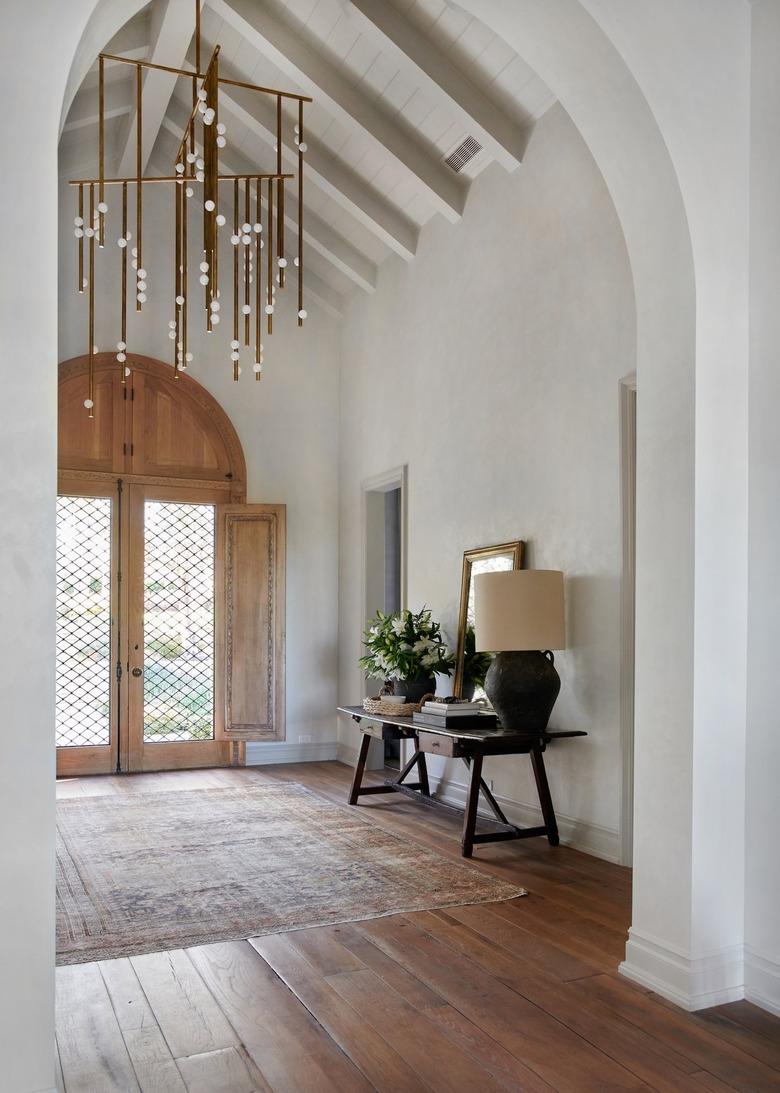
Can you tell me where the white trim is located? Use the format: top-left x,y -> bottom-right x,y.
620,929 -> 744,1010
245,740 -> 338,765
619,375 -> 637,867
429,770 -> 620,863
331,752 -> 620,863
745,946 -> 780,1016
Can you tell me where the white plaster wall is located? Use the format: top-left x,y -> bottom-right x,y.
58,181 -> 342,752
1,5 -> 97,1089
745,0 -> 780,1017
338,105 -> 636,858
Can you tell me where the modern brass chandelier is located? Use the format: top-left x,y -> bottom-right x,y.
71,1 -> 310,416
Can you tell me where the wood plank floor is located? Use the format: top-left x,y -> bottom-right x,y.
55,762 -> 780,1092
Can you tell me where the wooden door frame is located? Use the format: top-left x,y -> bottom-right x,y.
125,482 -> 231,772
58,355 -> 249,775
56,475 -> 122,778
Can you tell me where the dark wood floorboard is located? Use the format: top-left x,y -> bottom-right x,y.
55,762 -> 780,1092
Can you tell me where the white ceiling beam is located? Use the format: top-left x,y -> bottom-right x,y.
116,0 -> 195,178
63,80 -> 133,134
208,0 -> 465,222
346,0 -> 528,172
218,82 -> 417,261
160,114 -> 374,292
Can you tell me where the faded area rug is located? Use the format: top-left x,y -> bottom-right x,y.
56,782 -> 526,964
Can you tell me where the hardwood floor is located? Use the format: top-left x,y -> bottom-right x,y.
55,762 -> 780,1092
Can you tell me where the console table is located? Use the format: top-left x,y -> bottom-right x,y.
338,706 -> 586,857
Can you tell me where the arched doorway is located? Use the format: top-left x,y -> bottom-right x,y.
57,353 -> 285,777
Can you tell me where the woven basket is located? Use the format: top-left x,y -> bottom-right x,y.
362,693 -> 436,717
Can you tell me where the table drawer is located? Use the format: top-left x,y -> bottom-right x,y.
417,731 -> 462,758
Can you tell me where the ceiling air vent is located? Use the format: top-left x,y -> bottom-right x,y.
444,135 -> 483,173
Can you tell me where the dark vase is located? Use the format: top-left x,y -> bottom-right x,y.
460,680 -> 477,701
395,676 -> 436,704
484,650 -> 561,733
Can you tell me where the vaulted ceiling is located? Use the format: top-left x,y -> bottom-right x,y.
60,0 -> 556,318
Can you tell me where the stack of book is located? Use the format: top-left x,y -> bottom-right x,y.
413,700 -> 497,730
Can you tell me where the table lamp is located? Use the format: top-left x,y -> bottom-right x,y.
474,569 -> 565,733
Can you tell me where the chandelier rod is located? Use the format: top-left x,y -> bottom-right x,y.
68,174 -> 294,186
98,53 -> 313,104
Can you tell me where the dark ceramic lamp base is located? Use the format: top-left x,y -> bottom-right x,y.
484,650 -> 561,733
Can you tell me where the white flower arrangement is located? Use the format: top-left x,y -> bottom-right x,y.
360,607 -> 454,683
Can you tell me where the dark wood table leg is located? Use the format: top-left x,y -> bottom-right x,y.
531,744 -> 559,845
461,752 -> 484,857
348,732 -> 371,806
416,749 -> 430,796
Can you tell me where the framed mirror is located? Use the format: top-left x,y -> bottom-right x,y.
453,540 -> 525,698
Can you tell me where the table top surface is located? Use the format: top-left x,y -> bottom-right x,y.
337,706 -> 587,744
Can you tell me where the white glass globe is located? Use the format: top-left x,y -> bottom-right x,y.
186,152 -> 196,163
168,330 -> 176,340
299,142 -> 307,153
196,158 -> 205,170
253,222 -> 262,233
125,366 -> 131,377
185,187 -> 194,198
298,309 -> 307,319
216,136 -> 226,148
230,339 -> 240,349
278,257 -> 287,267
210,300 -> 220,312
293,256 -> 300,266
117,352 -> 126,362
74,228 -> 84,238
117,237 -> 126,248
97,201 -> 108,214
84,398 -> 94,409
230,351 -> 240,361
168,320 -> 176,329
242,304 -> 251,315
230,234 -> 240,245
265,304 -> 274,315
137,292 -> 147,303
199,273 -> 209,286
84,227 -> 94,238
74,216 -> 83,227
137,268 -> 147,279
216,213 -> 226,226
185,352 -> 193,362
197,88 -> 208,101
175,294 -> 185,306
117,340 -> 126,351
199,260 -> 209,272
196,171 -> 204,182
211,313 -> 220,324
136,280 -> 147,292
253,363 -> 262,374
216,122 -> 226,135
242,234 -> 251,245
204,199 -> 215,212
175,162 -> 184,174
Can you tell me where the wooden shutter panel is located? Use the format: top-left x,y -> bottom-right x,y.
216,504 -> 286,741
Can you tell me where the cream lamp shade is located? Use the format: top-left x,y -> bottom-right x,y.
474,570 -> 565,652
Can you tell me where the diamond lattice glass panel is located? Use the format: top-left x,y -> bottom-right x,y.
56,495 -> 113,748
143,501 -> 215,742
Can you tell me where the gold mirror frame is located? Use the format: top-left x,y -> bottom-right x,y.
452,540 -> 525,698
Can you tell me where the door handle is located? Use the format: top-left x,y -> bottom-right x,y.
131,667 -> 143,677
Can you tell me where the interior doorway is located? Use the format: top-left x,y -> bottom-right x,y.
56,353 -> 286,777
362,466 -> 408,769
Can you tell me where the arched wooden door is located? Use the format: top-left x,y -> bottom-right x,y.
57,355 -> 285,776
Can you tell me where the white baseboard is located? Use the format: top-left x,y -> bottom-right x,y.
745,945 -> 780,1016
620,929 -> 744,1010
245,740 -> 339,765
427,771 -> 621,863
333,747 -> 619,863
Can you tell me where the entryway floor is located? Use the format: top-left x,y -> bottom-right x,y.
55,762 -> 780,1092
